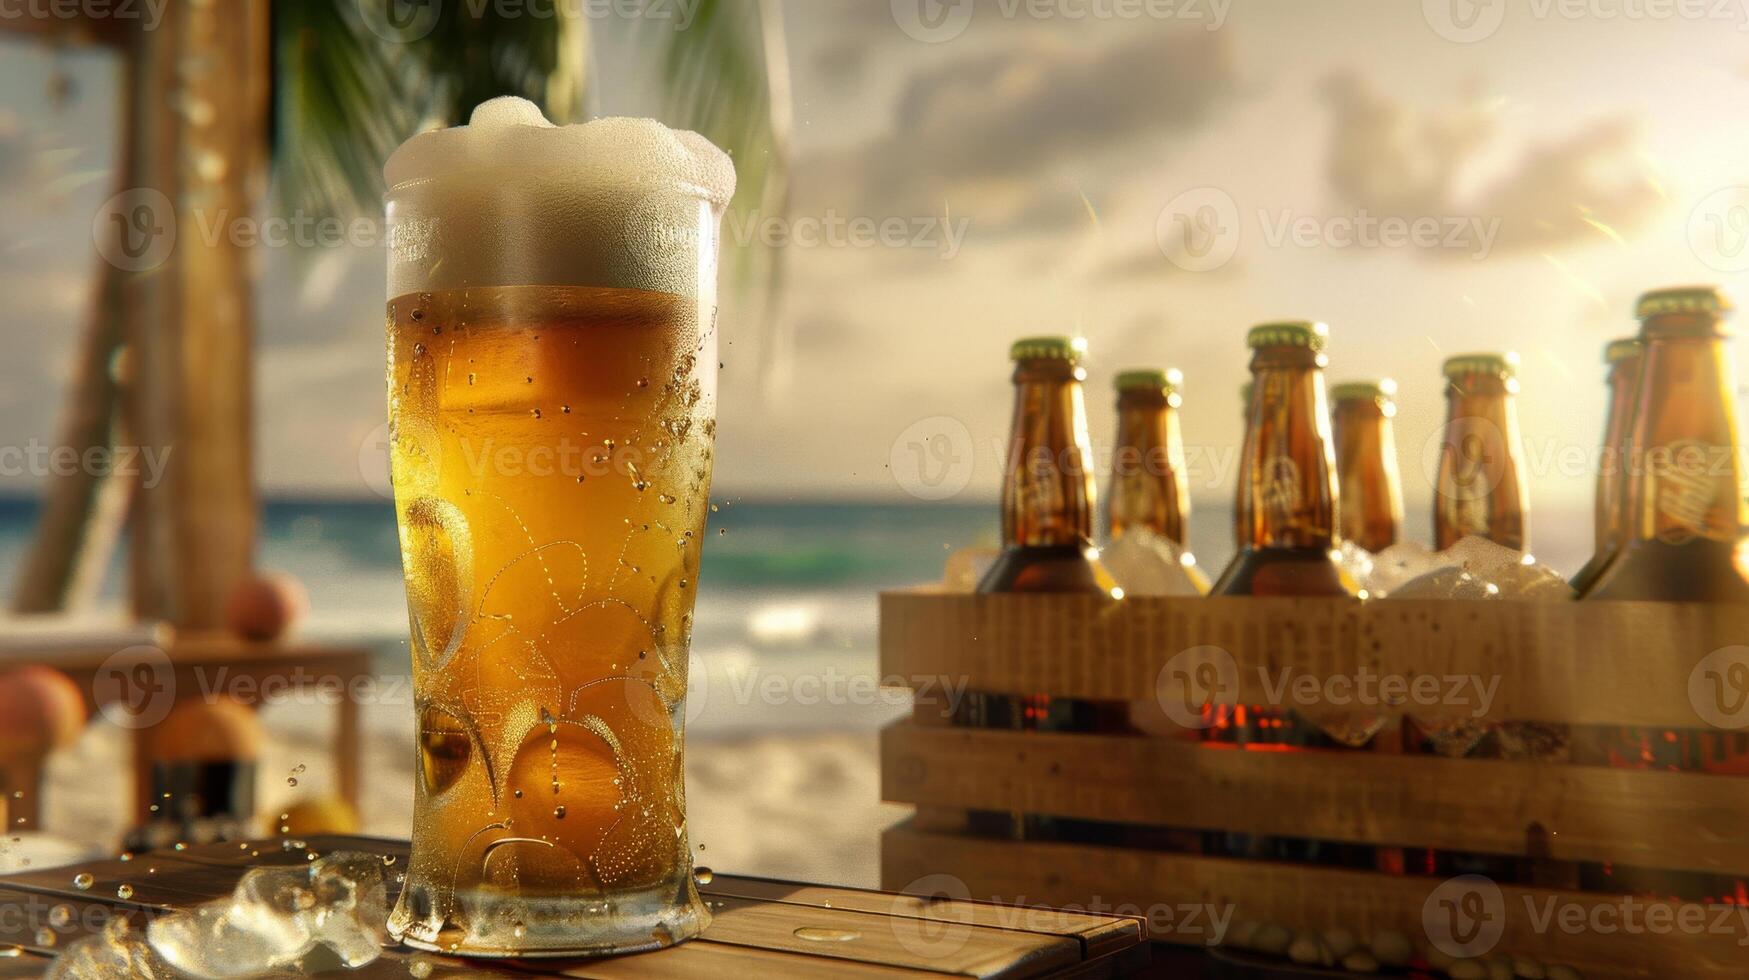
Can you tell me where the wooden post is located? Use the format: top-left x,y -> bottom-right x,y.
124,0 -> 268,628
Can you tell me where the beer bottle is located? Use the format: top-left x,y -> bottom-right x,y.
1434,353 -> 1529,552
1583,287 -> 1749,601
1213,322 -> 1354,596
1234,380 -> 1254,550
967,336 -> 1120,840
1330,380 -> 1405,554
978,337 -> 1120,598
1109,369 -> 1191,546
1569,339 -> 1643,594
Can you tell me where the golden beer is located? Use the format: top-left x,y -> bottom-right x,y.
1214,323 -> 1354,597
1109,369 -> 1192,546
382,99 -> 732,957
1330,381 -> 1404,554
1433,353 -> 1529,551
1569,339 -> 1642,594
1583,287 -> 1749,601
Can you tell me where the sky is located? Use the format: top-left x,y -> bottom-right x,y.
3,0 -> 1749,539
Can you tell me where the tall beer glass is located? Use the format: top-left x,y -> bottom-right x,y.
381,97 -> 734,958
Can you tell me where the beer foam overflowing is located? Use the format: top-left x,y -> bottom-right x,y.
385,97 -> 736,299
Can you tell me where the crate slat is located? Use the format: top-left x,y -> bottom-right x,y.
880,592 -> 1749,728
883,823 -> 1744,980
881,722 -> 1749,875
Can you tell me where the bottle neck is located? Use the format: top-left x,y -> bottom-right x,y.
1109,391 -> 1189,544
1435,374 -> 1527,550
1001,361 -> 1097,549
1238,349 -> 1338,550
1332,400 -> 1403,552
1621,331 -> 1747,547
1594,357 -> 1640,549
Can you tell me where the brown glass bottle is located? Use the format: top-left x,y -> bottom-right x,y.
1330,380 -> 1405,554
977,337 -> 1120,598
966,337 -> 1119,841
1109,369 -> 1191,545
1213,322 -> 1354,596
1569,339 -> 1643,594
1434,353 -> 1529,552
1583,287 -> 1749,601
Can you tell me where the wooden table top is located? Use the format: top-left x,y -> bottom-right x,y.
0,835 -> 1149,978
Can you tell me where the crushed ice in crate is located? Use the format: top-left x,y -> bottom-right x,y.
1359,541 -> 1443,597
1383,537 -> 1572,759
1100,531 -> 1207,596
1382,537 -> 1572,600
1336,541 -> 1376,595
117,852 -> 389,979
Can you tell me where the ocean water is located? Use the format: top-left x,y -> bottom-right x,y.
0,493 -> 1594,741
0,497 -> 1002,738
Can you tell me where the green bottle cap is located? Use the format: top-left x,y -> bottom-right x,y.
1115,369 -> 1180,395
1247,321 -> 1329,352
1330,379 -> 1397,403
1604,338 -> 1641,364
1010,336 -> 1085,363
1442,352 -> 1518,380
1636,286 -> 1732,320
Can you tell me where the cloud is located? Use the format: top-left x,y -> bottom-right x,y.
1318,72 -> 1664,255
794,29 -> 1239,238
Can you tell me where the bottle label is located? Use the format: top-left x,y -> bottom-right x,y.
1652,439 -> 1727,544
1261,456 -> 1302,520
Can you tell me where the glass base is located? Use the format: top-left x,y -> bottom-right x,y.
389,880 -> 709,959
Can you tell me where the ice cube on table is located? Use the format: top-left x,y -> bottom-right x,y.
45,920 -> 171,980
142,851 -> 388,979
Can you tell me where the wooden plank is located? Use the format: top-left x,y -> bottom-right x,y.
883,823 -> 1747,980
701,894 -> 1080,977
879,592 -> 1749,728
708,873 -> 1142,960
0,839 -> 1147,978
881,722 -> 1749,876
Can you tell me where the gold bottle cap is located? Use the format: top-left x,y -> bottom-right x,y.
1442,352 -> 1518,380
1115,369 -> 1180,395
1330,379 -> 1397,403
1247,321 -> 1329,352
1010,336 -> 1086,363
1604,338 -> 1642,364
1636,286 -> 1732,321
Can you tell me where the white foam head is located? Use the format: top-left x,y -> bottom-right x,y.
385,97 -> 736,300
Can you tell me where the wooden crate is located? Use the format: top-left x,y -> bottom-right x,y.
0,835 -> 1148,978
878,591 -> 1749,979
